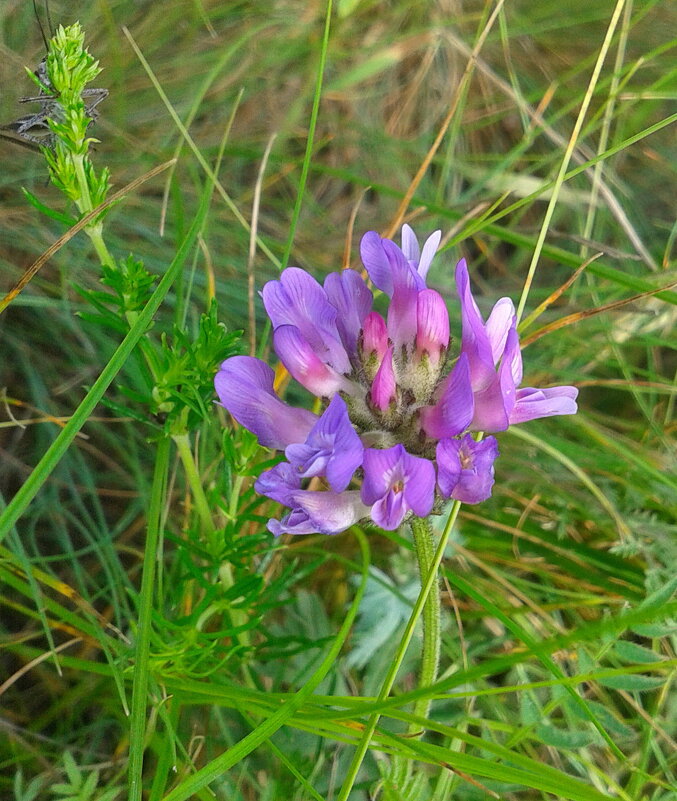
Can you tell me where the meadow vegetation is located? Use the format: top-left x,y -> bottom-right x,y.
0,1 -> 675,799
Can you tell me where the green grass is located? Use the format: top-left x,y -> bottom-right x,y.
1,0 -> 675,799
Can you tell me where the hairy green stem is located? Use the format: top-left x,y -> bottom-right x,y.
411,516 -> 441,722
391,516 -> 441,787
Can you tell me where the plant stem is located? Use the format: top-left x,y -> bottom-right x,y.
391,516 -> 441,787
410,516 -> 441,722
173,431 -> 216,537
86,223 -> 116,271
172,431 -> 250,650
73,153 -> 93,211
128,435 -> 170,801
71,152 -> 116,270
336,503 -> 460,801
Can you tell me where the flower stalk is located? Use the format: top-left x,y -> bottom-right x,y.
390,515 -> 441,788
410,516 -> 441,725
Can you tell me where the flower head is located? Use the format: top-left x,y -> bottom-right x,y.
215,227 -> 578,535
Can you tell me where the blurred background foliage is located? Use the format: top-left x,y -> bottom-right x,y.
0,0 -> 675,799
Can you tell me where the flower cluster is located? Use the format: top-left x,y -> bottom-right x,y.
215,226 -> 577,534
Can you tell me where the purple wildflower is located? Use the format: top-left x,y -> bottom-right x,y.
285,394 -> 364,492
268,490 -> 370,537
215,356 -> 317,449
456,259 -> 578,431
436,435 -> 499,504
361,444 -> 435,530
215,226 -> 578,535
255,461 -> 302,507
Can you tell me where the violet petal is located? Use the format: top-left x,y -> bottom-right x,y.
420,353 -> 474,438
401,224 -> 441,282
468,320 -> 519,433
268,507 -> 318,537
273,325 -> 352,398
416,288 -> 450,360
215,356 -> 317,449
324,269 -> 373,359
360,231 -> 395,296
456,259 -> 496,390
268,489 -> 369,536
361,444 -> 435,529
370,346 -> 397,412
262,268 -> 350,373
255,461 -> 301,506
360,232 -> 424,298
401,223 -> 420,263
485,297 -> 515,365
416,229 -> 442,282
360,311 -> 389,363
437,435 -> 499,503
285,394 -> 363,491
468,374 -> 510,433
509,385 -> 579,424
371,489 -> 408,531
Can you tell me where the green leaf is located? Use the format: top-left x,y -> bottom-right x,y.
14,771 -> 44,801
565,698 -> 635,739
51,785 -> 77,796
21,188 -> 77,226
596,674 -> 666,691
536,723 -> 597,749
519,691 -> 541,726
62,752 -> 81,788
345,567 -> 417,669
640,575 -> 677,610
631,623 -> 677,637
81,769 -> 99,798
612,641 -> 666,663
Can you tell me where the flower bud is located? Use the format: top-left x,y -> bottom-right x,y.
359,311 -> 389,380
